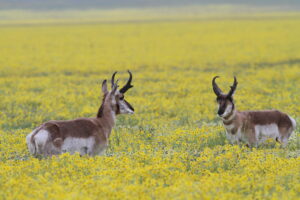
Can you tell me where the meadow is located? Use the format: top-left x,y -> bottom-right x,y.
0,10 -> 300,199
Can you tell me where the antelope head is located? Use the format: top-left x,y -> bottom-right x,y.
98,71 -> 134,117
212,76 -> 238,118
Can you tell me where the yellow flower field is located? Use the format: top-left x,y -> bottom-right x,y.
0,10 -> 300,199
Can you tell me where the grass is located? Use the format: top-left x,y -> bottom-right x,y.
0,9 -> 299,199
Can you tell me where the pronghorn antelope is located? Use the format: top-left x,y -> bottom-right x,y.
212,76 -> 296,147
26,71 -> 134,156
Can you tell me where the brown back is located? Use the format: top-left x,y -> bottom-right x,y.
41,118 -> 101,139
246,110 -> 292,128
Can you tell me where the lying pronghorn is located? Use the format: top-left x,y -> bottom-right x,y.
212,76 -> 296,147
26,71 -> 134,156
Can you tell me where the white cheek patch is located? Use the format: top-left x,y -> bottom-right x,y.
119,101 -> 134,114
221,104 -> 233,117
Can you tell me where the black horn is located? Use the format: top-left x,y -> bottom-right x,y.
120,70 -> 133,93
227,76 -> 238,97
111,71 -> 117,89
212,76 -> 223,96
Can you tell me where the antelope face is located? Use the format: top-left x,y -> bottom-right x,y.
114,92 -> 134,114
110,70 -> 134,115
99,71 -> 135,118
216,95 -> 234,117
212,76 -> 238,118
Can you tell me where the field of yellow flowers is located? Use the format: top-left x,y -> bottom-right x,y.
0,11 -> 300,199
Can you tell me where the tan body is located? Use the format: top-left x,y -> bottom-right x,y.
212,76 -> 296,147
26,71 -> 134,157
26,111 -> 115,156
222,109 -> 296,147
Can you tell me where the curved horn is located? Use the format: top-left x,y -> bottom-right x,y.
120,70 -> 133,93
227,76 -> 238,97
111,71 -> 117,89
212,76 -> 223,96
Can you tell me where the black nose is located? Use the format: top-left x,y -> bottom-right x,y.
218,109 -> 224,116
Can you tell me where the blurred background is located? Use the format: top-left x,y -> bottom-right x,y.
0,0 -> 300,10
0,0 -> 300,23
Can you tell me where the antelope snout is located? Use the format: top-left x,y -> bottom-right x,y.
128,110 -> 134,114
218,109 -> 225,116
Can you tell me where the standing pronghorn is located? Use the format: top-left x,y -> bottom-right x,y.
26,71 -> 135,156
212,76 -> 296,147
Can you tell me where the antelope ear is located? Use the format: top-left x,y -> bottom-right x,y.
102,80 -> 108,94
111,80 -> 119,94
